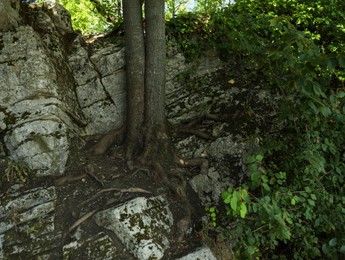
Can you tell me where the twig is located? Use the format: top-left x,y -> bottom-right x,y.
64,186 -> 152,240
84,164 -> 104,187
54,173 -> 87,186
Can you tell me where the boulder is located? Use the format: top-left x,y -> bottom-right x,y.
95,196 -> 174,260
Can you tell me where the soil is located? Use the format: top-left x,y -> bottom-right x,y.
52,137 -> 206,259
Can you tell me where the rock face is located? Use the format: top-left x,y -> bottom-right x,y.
0,0 -> 21,32
0,2 -> 84,176
0,2 -> 277,259
0,185 -> 60,258
95,196 -> 174,260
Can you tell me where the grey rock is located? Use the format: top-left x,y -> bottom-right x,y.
95,196 -> 174,260
0,0 -> 21,32
68,46 -> 98,86
76,79 -> 108,108
176,245 -> 217,260
208,135 -> 245,160
63,232 -> 119,260
0,186 -> 60,259
90,46 -> 125,77
0,23 -> 83,176
82,100 -> 123,135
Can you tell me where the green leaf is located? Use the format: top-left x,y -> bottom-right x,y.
263,183 -> 271,192
329,238 -> 337,247
270,16 -> 281,27
246,245 -> 255,255
240,203 -> 247,218
321,107 -> 332,117
221,191 -> 231,203
338,56 -> 345,68
337,91 -> 345,98
230,194 -> 238,211
305,186 -> 312,193
339,245 -> 345,254
307,199 -> 315,206
291,198 -> 296,205
255,154 -> 264,162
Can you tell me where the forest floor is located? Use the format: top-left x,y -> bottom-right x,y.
51,137 -> 209,259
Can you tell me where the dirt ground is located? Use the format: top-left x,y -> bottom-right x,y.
51,136 -> 207,259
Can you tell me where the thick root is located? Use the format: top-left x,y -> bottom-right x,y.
89,125 -> 125,155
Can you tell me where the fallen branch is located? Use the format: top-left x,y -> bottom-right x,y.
176,128 -> 214,140
79,187 -> 151,208
84,164 -> 104,187
64,186 -> 152,240
175,156 -> 209,175
54,173 -> 87,186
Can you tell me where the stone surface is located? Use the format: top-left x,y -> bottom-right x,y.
0,185 -> 60,259
0,0 -> 21,32
63,232 -> 119,260
95,196 -> 174,260
176,245 -> 217,260
0,4 -> 84,176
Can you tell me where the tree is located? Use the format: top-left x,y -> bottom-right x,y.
122,0 -> 173,168
165,0 -> 190,18
92,0 -> 197,241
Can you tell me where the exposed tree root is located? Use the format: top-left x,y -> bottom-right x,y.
176,128 -> 214,140
64,186 -> 152,240
173,113 -> 226,140
179,113 -> 225,128
88,125 -> 125,155
174,156 -> 209,175
87,116 -> 213,243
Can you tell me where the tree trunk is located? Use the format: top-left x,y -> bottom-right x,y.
122,0 -> 145,160
145,0 -> 166,132
139,0 -> 175,165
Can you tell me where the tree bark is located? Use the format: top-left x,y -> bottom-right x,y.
122,0 -> 145,160
145,0 -> 166,131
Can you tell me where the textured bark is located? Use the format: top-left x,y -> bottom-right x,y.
145,0 -> 166,132
122,0 -> 145,160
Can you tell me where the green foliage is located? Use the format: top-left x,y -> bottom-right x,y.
193,0 -> 229,14
49,0 -> 121,34
186,1 -> 345,259
205,207 -> 217,227
165,0 -> 190,18
166,12 -> 213,61
2,160 -> 33,184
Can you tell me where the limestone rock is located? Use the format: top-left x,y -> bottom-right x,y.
95,196 -> 174,260
0,24 -> 83,176
63,232 -> 120,260
0,185 -> 60,259
176,245 -> 217,260
0,0 -> 21,32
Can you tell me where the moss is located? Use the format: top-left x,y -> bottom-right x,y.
2,214 -> 59,258
63,233 -> 118,259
